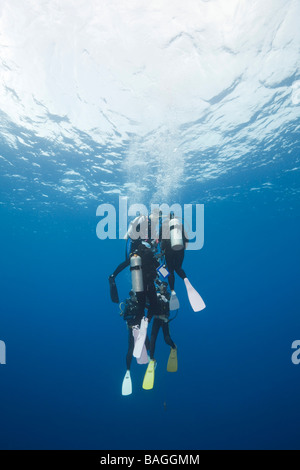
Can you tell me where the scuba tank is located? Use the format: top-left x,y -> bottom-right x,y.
169,213 -> 184,251
130,254 -> 144,293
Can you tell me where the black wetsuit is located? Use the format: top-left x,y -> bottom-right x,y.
149,292 -> 176,360
122,297 -> 150,370
112,241 -> 159,322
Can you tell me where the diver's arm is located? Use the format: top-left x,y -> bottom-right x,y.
111,258 -> 130,278
108,259 -> 130,303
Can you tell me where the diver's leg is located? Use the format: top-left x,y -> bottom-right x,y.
165,249 -> 180,309
145,334 -> 150,352
162,322 -> 176,349
168,271 -> 175,291
133,292 -> 148,359
164,248 -> 175,291
126,328 -> 134,370
149,319 -> 160,360
174,249 -> 187,280
146,281 -> 159,322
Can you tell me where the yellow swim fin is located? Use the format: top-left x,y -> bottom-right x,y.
167,347 -> 178,373
142,359 -> 156,390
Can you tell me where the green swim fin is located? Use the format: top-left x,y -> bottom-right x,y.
167,347 -> 178,373
142,360 -> 156,390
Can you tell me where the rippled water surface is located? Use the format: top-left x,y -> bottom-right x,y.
1,0 -> 300,209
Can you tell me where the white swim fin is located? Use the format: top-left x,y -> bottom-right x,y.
133,317 -> 148,359
132,328 -> 149,364
122,370 -> 132,396
169,291 -> 180,311
184,278 -> 206,312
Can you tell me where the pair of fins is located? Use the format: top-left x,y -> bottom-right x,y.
142,347 -> 178,391
121,358 -> 152,396
169,278 -> 206,312
121,362 -> 154,396
122,347 -> 178,395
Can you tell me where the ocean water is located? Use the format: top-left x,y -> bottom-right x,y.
1,0 -> 300,450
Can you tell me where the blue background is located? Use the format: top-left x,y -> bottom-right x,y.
1,186 -> 299,450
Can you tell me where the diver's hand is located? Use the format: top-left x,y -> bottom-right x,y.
109,274 -> 119,303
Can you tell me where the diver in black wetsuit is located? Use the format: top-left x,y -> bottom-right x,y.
109,240 -> 159,321
109,214 -> 160,323
159,212 -> 206,313
149,281 -> 176,361
161,238 -> 187,291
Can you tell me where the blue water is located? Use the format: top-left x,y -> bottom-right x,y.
0,191 -> 299,450
1,0 -> 300,450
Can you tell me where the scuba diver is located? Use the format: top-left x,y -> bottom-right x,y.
119,290 -> 150,396
143,280 -> 178,391
159,212 -> 206,312
109,213 -> 160,360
